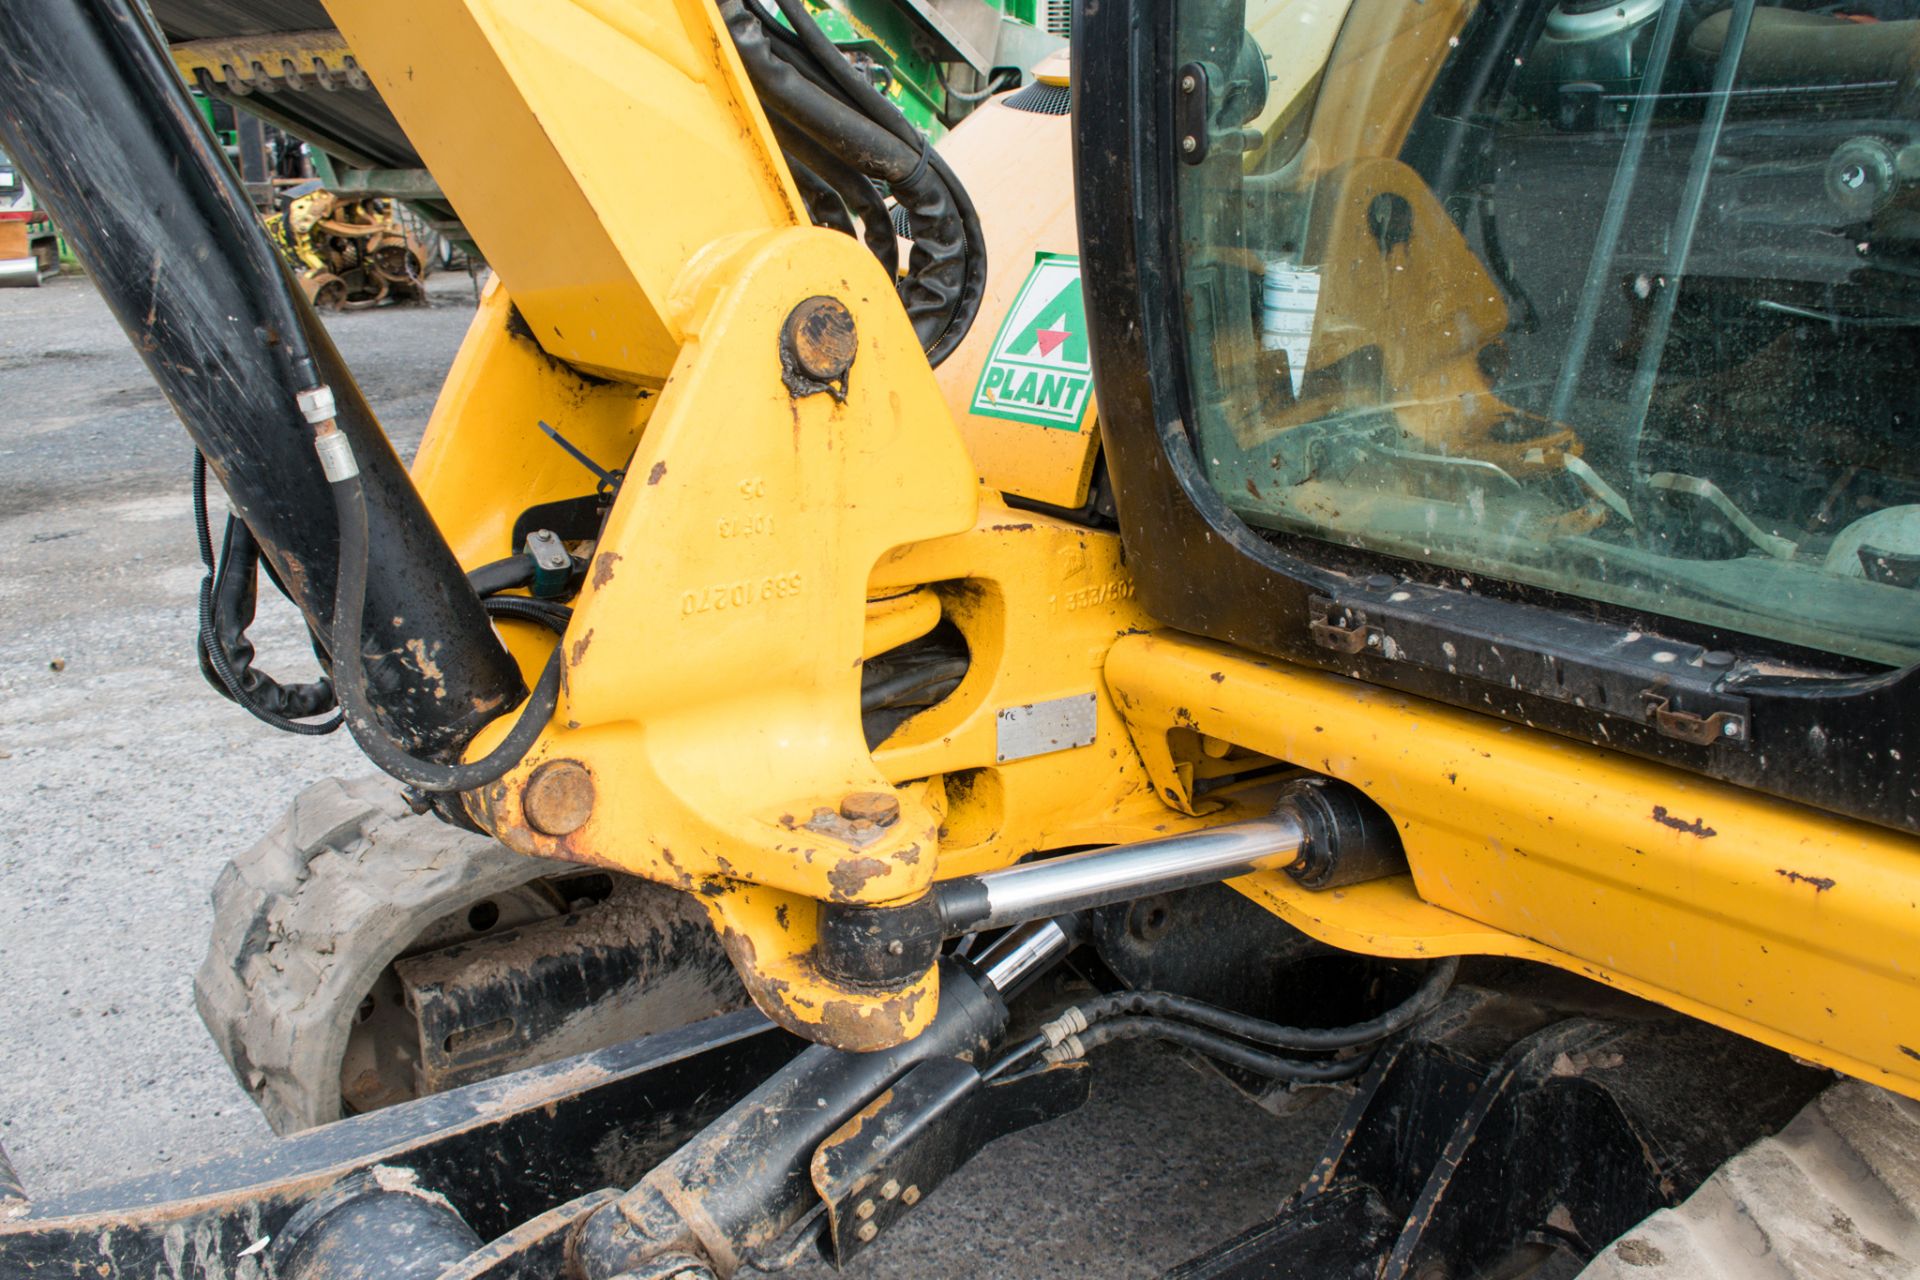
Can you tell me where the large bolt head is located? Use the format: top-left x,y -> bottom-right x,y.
783,296 -> 858,384
523,760 -> 595,836
839,791 -> 900,826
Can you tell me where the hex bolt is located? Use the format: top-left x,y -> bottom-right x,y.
783,296 -> 858,384
880,1180 -> 901,1200
857,1221 -> 879,1243
886,939 -> 905,956
840,792 -> 900,826
855,1199 -> 876,1221
1181,135 -> 1198,154
523,760 -> 595,836
901,1185 -> 921,1206
1180,73 -> 1196,92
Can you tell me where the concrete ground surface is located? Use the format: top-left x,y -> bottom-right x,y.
0,271 -> 1341,1277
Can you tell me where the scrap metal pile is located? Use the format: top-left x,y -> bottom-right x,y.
266,182 -> 430,310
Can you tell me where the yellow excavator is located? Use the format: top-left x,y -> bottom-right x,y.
2,0 -> 1918,1275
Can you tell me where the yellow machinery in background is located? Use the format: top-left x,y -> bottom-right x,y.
266,182 -> 433,309
1,0 -> 1917,1275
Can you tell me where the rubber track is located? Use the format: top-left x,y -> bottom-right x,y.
195,776 -> 575,1135
1582,1081 -> 1920,1278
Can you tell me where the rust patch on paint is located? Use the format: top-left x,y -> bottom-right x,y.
1650,806 -> 1716,838
1775,868 -> 1836,893
827,855 -> 892,899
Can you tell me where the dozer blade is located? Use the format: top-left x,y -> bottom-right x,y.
0,1012 -> 792,1278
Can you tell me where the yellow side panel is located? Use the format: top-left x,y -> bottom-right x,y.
411,276 -> 655,569
321,0 -> 804,383
1107,631 -> 1920,1101
930,96 -> 1098,509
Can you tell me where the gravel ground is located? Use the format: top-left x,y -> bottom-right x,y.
0,271 -> 1338,1277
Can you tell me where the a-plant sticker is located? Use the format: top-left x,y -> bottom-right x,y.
971,252 -> 1092,431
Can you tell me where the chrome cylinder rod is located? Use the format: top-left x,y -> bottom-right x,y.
936,816 -> 1306,936
973,916 -> 1084,1000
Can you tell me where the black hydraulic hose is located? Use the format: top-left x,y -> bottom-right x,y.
467,553 -> 537,598
981,1031 -> 1049,1081
860,655 -> 969,712
721,1 -> 982,363
902,146 -> 984,366
728,14 -> 942,277
767,0 -> 986,363
192,454 -> 342,735
329,463 -> 561,792
1071,1018 -> 1372,1083
784,152 -> 858,237
773,116 -> 901,279
1074,957 -> 1461,1053
482,596 -> 574,635
771,0 -> 920,153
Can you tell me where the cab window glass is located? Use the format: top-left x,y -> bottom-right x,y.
1175,0 -> 1920,666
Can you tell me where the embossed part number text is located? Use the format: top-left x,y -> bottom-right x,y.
683,572 -> 804,616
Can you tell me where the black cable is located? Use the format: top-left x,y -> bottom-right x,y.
771,0 -> 913,151
328,462 -> 561,792
1071,958 -> 1460,1054
537,420 -> 621,494
482,595 -> 574,634
937,63 -> 1019,106
1069,1018 -> 1373,1083
192,452 -> 343,735
1479,191 -> 1539,334
982,1031 -> 1048,1081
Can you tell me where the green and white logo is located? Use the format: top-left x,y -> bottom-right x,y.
970,253 -> 1092,432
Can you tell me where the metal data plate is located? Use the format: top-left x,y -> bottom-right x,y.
995,693 -> 1097,763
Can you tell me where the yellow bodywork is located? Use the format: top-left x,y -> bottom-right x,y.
927,84 -> 1101,510
317,0 -> 1920,1093
330,0 -> 805,383
1108,634 -> 1920,1096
